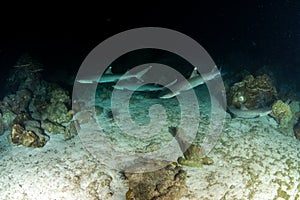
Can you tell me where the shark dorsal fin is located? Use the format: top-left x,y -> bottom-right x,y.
105,66 -> 113,74
135,65 -> 152,82
189,67 -> 199,79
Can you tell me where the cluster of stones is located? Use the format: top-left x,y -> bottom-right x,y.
0,55 -> 77,147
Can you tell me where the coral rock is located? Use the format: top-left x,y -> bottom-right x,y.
228,74 -> 277,109
41,120 -> 66,135
8,123 -> 49,147
64,121 -> 78,140
13,112 -> 32,125
125,161 -> 187,200
1,110 -> 17,130
22,130 -> 38,147
271,100 -> 293,128
9,124 -> 24,144
43,103 -> 70,124
0,89 -> 32,114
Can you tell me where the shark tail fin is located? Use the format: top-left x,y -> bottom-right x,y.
135,65 -> 152,81
219,65 -> 228,77
210,65 -> 222,78
211,65 -> 219,73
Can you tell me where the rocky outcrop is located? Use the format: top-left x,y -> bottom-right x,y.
1,54 -> 78,147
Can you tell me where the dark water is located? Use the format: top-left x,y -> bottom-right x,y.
0,1 -> 299,96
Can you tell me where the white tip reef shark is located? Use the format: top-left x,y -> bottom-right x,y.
76,65 -> 152,84
159,65 -> 222,99
227,105 -> 272,119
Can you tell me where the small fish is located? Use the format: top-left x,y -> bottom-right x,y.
13,64 -> 31,68
30,68 -> 44,73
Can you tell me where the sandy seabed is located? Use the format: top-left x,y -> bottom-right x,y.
0,87 -> 299,200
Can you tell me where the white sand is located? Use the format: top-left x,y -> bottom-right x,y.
0,87 -> 299,200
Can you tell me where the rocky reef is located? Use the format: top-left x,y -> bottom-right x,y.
124,161 -> 187,200
0,54 -> 78,147
227,74 -> 277,109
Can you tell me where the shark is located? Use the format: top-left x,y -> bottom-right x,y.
227,105 -> 272,118
113,79 -> 177,91
76,65 -> 152,84
159,65 -> 222,99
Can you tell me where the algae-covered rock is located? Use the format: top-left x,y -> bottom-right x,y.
177,144 -> 213,168
8,123 -> 49,147
47,83 -> 70,105
228,74 -> 277,109
21,130 -> 38,147
41,120 -> 66,135
125,161 -> 187,200
0,89 -> 32,115
29,83 -> 72,124
271,100 -> 293,128
13,112 -> 32,125
41,119 -> 78,140
1,110 -> 17,130
64,121 -> 78,140
42,103 -> 70,124
23,120 -> 49,146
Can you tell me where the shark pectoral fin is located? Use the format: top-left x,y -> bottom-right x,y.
77,79 -> 94,84
135,65 -> 152,81
226,107 -> 236,118
240,104 -> 248,111
112,85 -> 122,90
208,65 -> 221,78
211,65 -> 219,73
